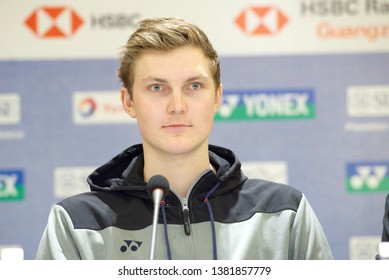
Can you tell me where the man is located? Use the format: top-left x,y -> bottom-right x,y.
381,194 -> 389,242
376,194 -> 389,259
36,17 -> 333,260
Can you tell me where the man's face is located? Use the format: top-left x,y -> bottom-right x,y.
121,45 -> 222,157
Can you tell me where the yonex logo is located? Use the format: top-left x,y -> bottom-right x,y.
215,89 -> 315,121
235,5 -> 288,36
346,162 -> 389,193
0,170 -> 24,201
120,240 -> 143,253
350,166 -> 387,190
24,6 -> 84,38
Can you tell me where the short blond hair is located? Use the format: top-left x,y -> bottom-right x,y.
117,17 -> 220,98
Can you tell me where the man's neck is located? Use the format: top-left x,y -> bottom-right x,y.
143,145 -> 211,198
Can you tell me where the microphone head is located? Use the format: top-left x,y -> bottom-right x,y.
147,175 -> 170,200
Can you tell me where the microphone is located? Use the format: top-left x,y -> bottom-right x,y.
147,175 -> 170,260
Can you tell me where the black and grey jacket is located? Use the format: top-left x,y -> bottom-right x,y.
36,144 -> 333,260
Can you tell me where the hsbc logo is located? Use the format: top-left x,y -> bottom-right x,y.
24,6 -> 84,38
235,5 -> 289,36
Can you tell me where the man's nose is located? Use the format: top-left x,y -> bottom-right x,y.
168,91 -> 187,114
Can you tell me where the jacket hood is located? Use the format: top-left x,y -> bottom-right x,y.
87,143 -> 247,260
87,144 -> 247,199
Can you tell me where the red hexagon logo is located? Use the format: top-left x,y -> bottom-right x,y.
25,6 -> 84,38
235,5 -> 288,36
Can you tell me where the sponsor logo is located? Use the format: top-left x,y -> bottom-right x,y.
301,0 -> 359,16
0,94 -> 21,125
0,245 -> 24,260
24,6 -> 84,38
120,240 -> 143,253
301,0 -> 389,41
79,98 -> 97,117
346,162 -> 389,193
0,130 -> 25,140
301,0 -> 389,16
241,161 -> 288,184
235,5 -> 289,36
215,89 -> 315,121
24,6 -> 140,40
349,236 -> 381,260
344,121 -> 389,133
90,13 -> 140,30
347,85 -> 389,117
73,92 -> 136,125
54,167 -> 95,198
0,170 -> 24,201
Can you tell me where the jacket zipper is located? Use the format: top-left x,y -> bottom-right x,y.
172,168 -> 213,236
182,197 -> 191,236
180,196 -> 195,259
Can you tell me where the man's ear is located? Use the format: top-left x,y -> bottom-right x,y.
214,84 -> 223,113
121,87 -> 136,118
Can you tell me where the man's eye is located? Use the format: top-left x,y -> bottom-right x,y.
190,82 -> 201,90
151,84 -> 162,91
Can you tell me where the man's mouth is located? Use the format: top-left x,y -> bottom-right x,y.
162,123 -> 192,129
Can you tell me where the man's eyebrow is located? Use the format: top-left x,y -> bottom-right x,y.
141,76 -> 167,83
185,75 -> 209,83
142,75 -> 210,83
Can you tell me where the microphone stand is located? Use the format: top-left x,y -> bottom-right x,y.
147,175 -> 170,260
150,189 -> 163,260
